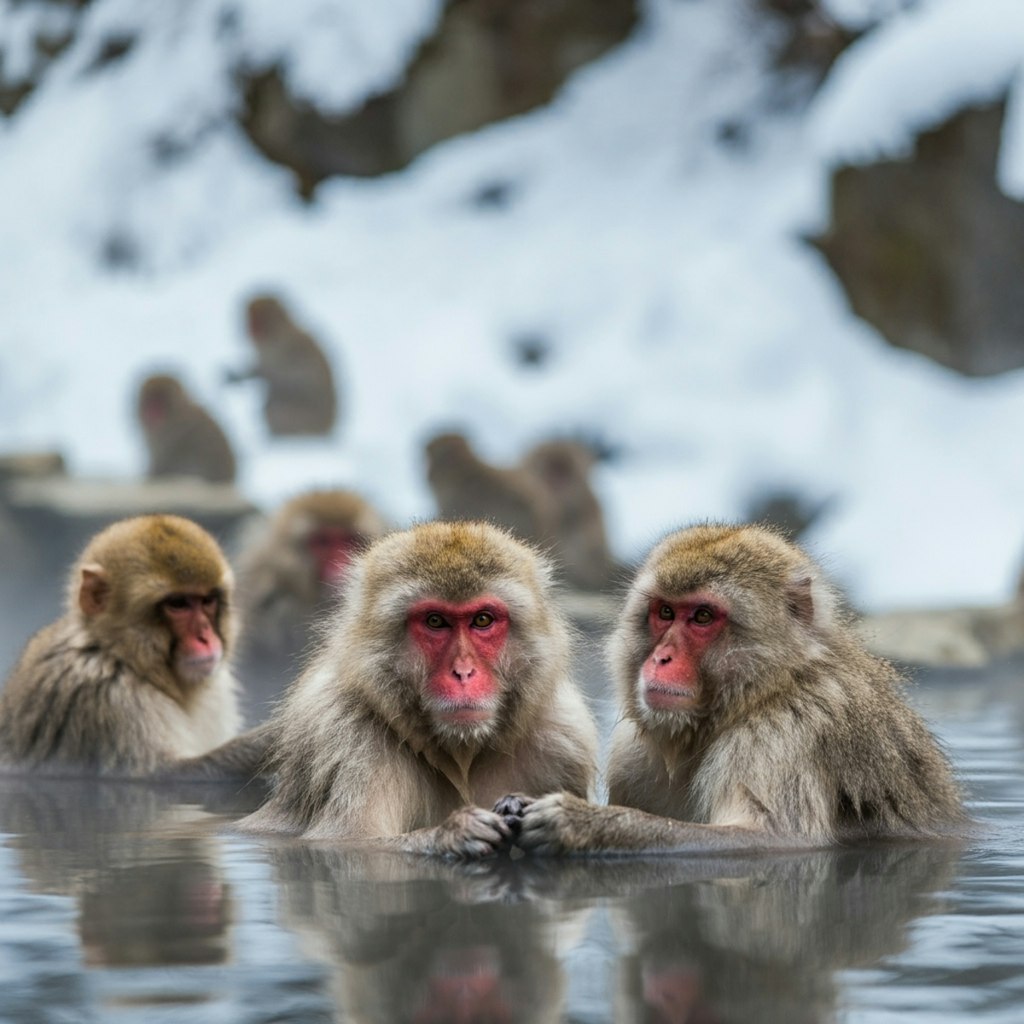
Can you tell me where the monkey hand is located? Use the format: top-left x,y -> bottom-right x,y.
432,806 -> 513,860
516,791 -> 597,856
492,793 -> 536,835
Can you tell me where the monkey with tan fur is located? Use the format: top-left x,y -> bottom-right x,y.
137,373 -> 237,484
521,438 -> 619,590
230,294 -> 338,436
514,524 -> 967,855
236,489 -> 387,659
0,515 -> 241,776
201,521 -> 598,856
425,432 -> 555,545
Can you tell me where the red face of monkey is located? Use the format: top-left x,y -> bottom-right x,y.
407,597 -> 510,729
306,525 -> 360,586
161,591 -> 224,683
640,595 -> 728,712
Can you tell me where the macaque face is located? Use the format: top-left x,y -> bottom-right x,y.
306,526 -> 360,585
162,591 -> 224,684
641,595 -> 728,712
139,392 -> 170,429
246,299 -> 283,340
407,597 -> 510,730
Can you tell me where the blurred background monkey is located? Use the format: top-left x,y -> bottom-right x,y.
0,515 -> 240,775
136,373 -> 237,484
521,438 -> 620,590
424,432 -> 555,546
234,488 -> 387,663
228,293 -> 339,437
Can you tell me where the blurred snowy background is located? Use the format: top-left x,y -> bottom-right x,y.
2,0 -> 1024,610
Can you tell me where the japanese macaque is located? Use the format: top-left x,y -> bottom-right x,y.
0,515 -> 240,775
228,293 -> 338,436
515,524 -> 967,855
235,489 -> 387,659
137,373 -> 237,484
227,521 -> 597,856
521,438 -> 619,590
425,432 -> 555,545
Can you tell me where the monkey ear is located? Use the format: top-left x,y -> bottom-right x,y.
79,565 -> 111,617
786,575 -> 815,625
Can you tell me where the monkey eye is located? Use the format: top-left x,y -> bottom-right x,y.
471,611 -> 495,629
657,604 -> 674,621
201,594 -> 218,614
692,606 -> 715,625
163,595 -> 191,611
425,612 -> 448,630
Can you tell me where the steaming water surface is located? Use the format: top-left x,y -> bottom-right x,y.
1,663 -> 1022,1023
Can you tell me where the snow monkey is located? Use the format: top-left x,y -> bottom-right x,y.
0,515 -> 241,776
521,438 -> 619,590
235,488 -> 387,659
425,432 -> 555,546
137,373 -> 237,484
206,521 -> 599,856
230,293 -> 338,436
513,524 -> 967,855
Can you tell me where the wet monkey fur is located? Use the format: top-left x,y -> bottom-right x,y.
225,521 -> 599,856
514,524 -> 966,855
0,515 -> 240,776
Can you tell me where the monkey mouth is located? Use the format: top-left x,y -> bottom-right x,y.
642,683 -> 698,712
432,701 -> 497,726
178,653 -> 221,682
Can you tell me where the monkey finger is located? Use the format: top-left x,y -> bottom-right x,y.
463,808 -> 513,843
453,837 -> 502,860
493,792 -> 535,833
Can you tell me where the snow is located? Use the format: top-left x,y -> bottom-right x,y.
2,0 -> 1024,611
810,0 -> 1024,176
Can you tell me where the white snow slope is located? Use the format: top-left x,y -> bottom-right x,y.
2,0 -> 1024,610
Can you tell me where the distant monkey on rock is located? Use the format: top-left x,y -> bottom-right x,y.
137,373 -> 237,484
514,524 -> 966,855
229,293 -> 338,437
521,438 -> 619,590
235,488 -> 387,657
425,432 -> 554,545
193,521 -> 598,856
0,515 -> 240,776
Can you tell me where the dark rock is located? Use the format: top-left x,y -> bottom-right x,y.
814,102 -> 1024,377
238,0 -> 638,196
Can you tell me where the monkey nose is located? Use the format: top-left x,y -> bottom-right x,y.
452,662 -> 477,682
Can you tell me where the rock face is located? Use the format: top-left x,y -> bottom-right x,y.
815,102 -> 1024,377
239,0 -> 638,196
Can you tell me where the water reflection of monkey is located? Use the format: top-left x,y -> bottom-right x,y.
609,845 -> 960,1024
271,847 -> 585,1024
265,842 -> 958,1024
0,778 -> 251,969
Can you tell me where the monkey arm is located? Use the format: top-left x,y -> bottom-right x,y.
158,721 -> 278,782
517,792 -> 810,857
